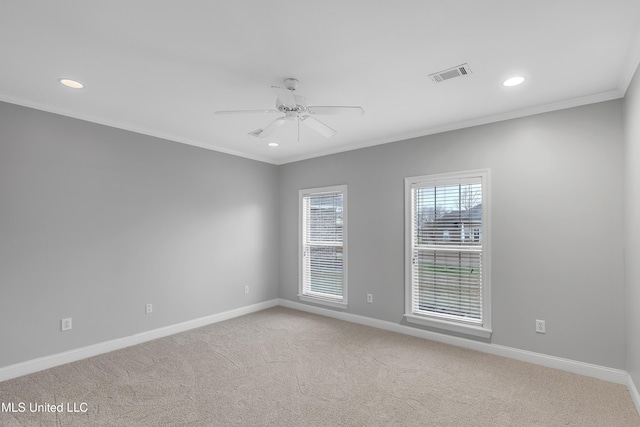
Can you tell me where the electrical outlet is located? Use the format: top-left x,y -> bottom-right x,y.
536,319 -> 546,334
61,318 -> 72,331
245,285 -> 249,294
367,293 -> 373,304
146,303 -> 153,314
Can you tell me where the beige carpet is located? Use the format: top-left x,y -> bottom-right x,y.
1,307 -> 638,426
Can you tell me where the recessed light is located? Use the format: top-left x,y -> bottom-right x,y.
268,142 -> 279,147
503,76 -> 525,87
59,78 -> 84,89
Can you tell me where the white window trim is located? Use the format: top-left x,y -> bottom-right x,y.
298,185 -> 348,309
404,169 -> 492,339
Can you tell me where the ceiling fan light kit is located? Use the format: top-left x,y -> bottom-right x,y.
215,78 -> 364,141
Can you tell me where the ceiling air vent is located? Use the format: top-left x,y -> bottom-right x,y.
429,63 -> 472,83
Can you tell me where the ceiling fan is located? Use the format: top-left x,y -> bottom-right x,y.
215,78 -> 364,139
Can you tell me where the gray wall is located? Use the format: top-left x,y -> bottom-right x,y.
279,100 -> 626,369
625,65 -> 640,387
0,101 -> 279,368
0,94 -> 630,372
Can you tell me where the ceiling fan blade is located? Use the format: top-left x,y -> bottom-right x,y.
215,109 -> 279,115
307,106 -> 364,115
300,116 -> 337,138
248,117 -> 286,138
271,86 -> 297,108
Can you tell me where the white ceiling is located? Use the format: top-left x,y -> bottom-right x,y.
1,1 -> 640,165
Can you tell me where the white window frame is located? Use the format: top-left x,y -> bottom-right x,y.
404,170 -> 492,338
299,185 -> 348,308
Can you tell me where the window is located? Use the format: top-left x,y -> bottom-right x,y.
405,170 -> 491,338
299,185 -> 347,308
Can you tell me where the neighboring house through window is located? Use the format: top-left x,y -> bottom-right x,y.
405,170 -> 491,338
299,185 -> 347,308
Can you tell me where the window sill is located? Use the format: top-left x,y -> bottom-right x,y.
298,294 -> 347,309
405,314 -> 492,339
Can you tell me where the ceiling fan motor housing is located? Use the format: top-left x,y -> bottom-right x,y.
276,95 -> 307,114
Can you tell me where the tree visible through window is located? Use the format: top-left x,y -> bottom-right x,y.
405,171 -> 491,336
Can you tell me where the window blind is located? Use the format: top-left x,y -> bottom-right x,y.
411,178 -> 483,324
302,191 -> 344,301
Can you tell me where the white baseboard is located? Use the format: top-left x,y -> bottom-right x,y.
0,299 -> 279,383
629,374 -> 640,415
0,297 -> 632,393
278,299 -> 629,385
